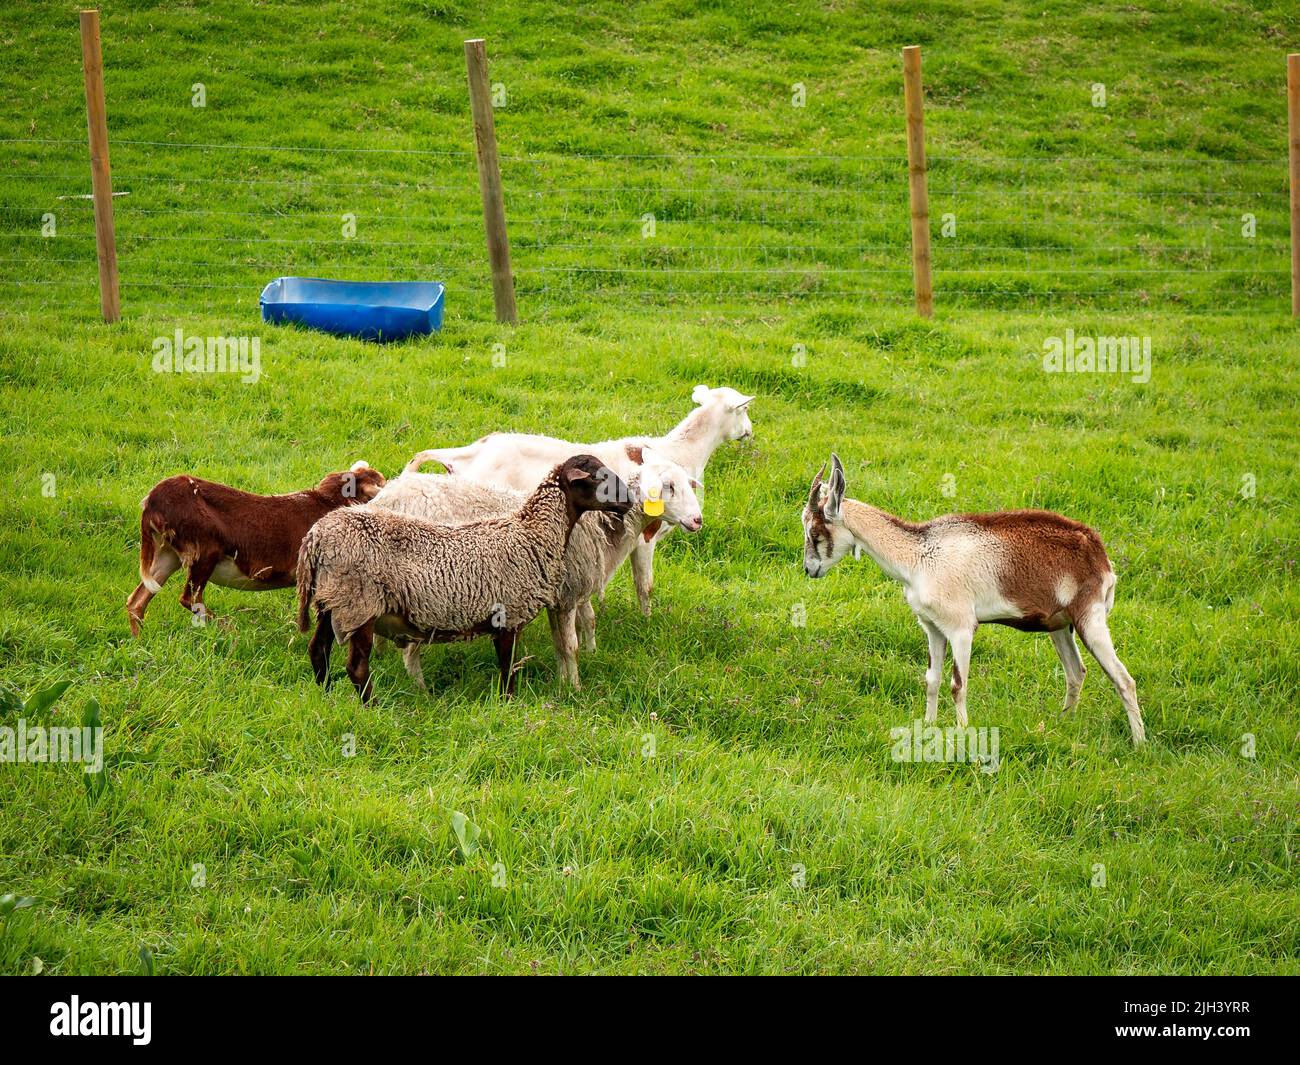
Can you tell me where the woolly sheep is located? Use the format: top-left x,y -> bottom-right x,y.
369,458 -> 703,687
296,455 -> 632,701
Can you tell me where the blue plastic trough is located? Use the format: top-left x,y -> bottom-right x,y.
259,277 -> 445,342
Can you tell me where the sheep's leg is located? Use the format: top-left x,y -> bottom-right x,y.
1075,607 -> 1145,745
179,554 -> 219,626
564,610 -> 583,686
547,607 -> 580,688
401,643 -> 427,692
918,618 -> 947,723
946,624 -> 974,728
346,621 -> 375,704
1050,626 -> 1087,714
630,539 -> 655,616
494,627 -> 520,697
126,544 -> 181,636
308,609 -> 335,687
576,598 -> 597,652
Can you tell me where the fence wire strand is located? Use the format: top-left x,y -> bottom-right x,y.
0,136 -> 1289,318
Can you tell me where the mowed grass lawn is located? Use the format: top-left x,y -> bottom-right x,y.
1,0 -> 1299,973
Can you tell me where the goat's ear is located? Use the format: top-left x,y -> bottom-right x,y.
807,464 -> 826,510
692,384 -> 713,406
825,456 -> 846,521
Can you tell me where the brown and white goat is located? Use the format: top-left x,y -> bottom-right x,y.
126,462 -> 386,635
802,454 -> 1145,744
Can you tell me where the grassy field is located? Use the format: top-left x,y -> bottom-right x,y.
1,0 -> 1298,974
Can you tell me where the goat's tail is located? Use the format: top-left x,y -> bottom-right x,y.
295,533 -> 317,633
403,444 -> 477,475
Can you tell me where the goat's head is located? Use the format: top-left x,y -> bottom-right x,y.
321,461 -> 387,503
692,384 -> 755,441
802,452 -> 857,578
559,454 -> 634,518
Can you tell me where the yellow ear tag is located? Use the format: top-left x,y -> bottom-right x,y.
643,486 -> 664,517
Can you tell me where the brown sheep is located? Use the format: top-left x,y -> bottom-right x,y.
126,462 -> 385,635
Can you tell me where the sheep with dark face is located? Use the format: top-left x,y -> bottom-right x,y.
368,457 -> 703,688
296,455 -> 633,701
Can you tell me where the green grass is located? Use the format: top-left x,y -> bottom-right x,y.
0,0 -> 1298,974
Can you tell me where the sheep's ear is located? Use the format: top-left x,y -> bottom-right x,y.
688,477 -> 703,490
692,384 -> 713,406
728,393 -> 755,410
825,455 -> 846,521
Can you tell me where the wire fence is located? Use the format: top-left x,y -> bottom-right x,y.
0,134 -> 1291,320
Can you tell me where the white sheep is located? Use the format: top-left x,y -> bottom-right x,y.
296,455 -> 633,701
369,456 -> 703,688
402,384 -> 753,615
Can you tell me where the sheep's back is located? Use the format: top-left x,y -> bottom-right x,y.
309,505 -> 565,638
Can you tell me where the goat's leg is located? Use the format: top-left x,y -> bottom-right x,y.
346,621 -> 375,703
946,624 -> 975,727
401,643 -> 427,691
576,598 -> 597,652
1050,626 -> 1087,714
1076,607 -> 1145,745
547,607 -> 580,688
630,539 -> 655,617
494,627 -> 520,697
308,609 -> 335,687
918,618 -> 947,723
126,544 -> 181,636
179,554 -> 219,626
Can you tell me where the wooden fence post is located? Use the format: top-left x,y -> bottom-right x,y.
902,45 -> 932,318
465,38 -> 518,325
1288,52 -> 1299,318
79,9 -> 119,323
